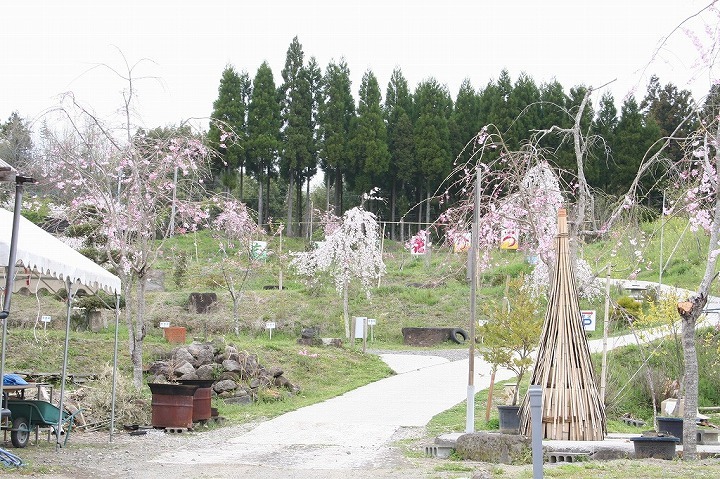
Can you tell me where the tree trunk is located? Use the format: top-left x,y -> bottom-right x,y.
306,176 -> 312,239
258,175 -> 264,229
390,180 -> 397,240
325,172 -> 331,212
265,173 -> 271,229
425,188 -> 431,229
131,275 -> 148,390
334,169 -> 342,214
239,165 -> 244,202
296,175 -> 303,237
343,277 -> 350,339
681,306 -> 702,459
286,174 -> 294,237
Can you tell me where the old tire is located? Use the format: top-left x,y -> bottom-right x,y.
450,328 -> 468,344
11,416 -> 29,448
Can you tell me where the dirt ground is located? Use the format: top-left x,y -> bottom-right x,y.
0,422 -> 490,479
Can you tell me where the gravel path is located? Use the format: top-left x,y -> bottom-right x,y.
0,349 -> 490,479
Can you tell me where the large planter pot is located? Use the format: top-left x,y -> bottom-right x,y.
178,379 -> 215,422
631,435 -> 679,460
497,405 -> 521,434
148,382 -> 199,429
656,416 -> 684,443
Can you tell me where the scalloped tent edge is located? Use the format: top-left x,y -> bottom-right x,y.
0,208 -> 121,294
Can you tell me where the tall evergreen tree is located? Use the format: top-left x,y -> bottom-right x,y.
509,73 -> 541,143
280,37 -> 314,236
640,75 -> 697,162
0,111 -> 34,169
613,95 -> 661,195
413,78 -> 452,225
449,79 -> 481,164
208,65 -> 251,195
384,68 -> 415,238
305,56 -> 323,236
348,70 -> 390,197
590,91 -> 618,191
247,61 -> 282,228
319,58 -> 355,213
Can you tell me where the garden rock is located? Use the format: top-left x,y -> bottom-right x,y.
455,432 -> 532,464
213,379 -> 238,394
188,292 -> 218,313
146,341 -> 299,405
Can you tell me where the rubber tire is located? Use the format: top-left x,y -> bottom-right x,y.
11,416 -> 29,448
450,328 -> 468,344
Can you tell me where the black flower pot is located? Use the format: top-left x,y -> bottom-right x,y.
497,405 -> 521,434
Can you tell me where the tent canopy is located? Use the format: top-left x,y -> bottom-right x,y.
0,208 -> 121,294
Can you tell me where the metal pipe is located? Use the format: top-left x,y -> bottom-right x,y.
56,278 -> 73,449
110,293 -> 121,442
0,177 -> 31,408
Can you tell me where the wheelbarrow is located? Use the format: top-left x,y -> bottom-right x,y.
5,399 -> 81,447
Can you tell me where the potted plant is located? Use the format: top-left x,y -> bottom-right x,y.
479,274 -> 543,433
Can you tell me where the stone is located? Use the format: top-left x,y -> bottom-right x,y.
213,379 -> 238,394
268,366 -> 284,378
173,348 -> 194,364
222,359 -> 243,373
172,360 -> 196,377
472,471 -> 492,479
301,327 -> 319,339
219,371 -> 240,382
321,338 -> 343,347
178,371 -> 198,381
224,395 -> 252,405
455,432 -> 532,464
195,364 -> 216,380
401,327 -> 468,347
188,292 -> 218,314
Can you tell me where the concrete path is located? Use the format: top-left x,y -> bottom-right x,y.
153,352 -> 514,471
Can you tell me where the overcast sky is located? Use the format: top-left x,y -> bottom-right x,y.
1,1 -> 718,131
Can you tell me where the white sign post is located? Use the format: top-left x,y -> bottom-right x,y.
41,315 -> 51,331
266,321 -> 276,339
581,310 -> 596,332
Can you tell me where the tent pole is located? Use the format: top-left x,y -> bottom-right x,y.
57,278 -> 73,450
0,177 -> 30,407
110,293 -> 120,442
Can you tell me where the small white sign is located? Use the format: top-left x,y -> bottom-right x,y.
41,315 -> 51,323
581,310 -> 596,332
367,318 -> 377,326
159,321 -> 170,329
265,322 -> 276,330
354,317 -> 367,339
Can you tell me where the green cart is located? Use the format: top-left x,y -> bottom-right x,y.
5,399 -> 80,447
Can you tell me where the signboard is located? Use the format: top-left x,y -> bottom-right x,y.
581,310 -> 596,331
452,232 -> 471,253
266,321 -> 276,339
251,241 -> 268,260
354,317 -> 367,339
41,315 -> 51,323
367,318 -> 377,326
500,229 -> 518,250
159,321 -> 170,328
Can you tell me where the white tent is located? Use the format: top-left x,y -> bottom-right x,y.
0,209 -> 121,294
1,207 -> 122,446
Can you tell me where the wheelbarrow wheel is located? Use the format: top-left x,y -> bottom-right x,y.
11,416 -> 29,448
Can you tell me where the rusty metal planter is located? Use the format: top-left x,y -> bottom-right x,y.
148,383 -> 198,429
178,379 -> 215,422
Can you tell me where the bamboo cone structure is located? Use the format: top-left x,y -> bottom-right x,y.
519,209 -> 606,440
